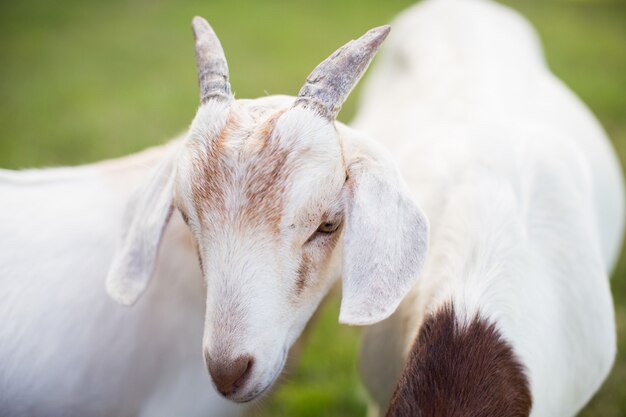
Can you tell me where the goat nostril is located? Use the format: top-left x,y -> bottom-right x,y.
207,354 -> 255,397
233,357 -> 254,388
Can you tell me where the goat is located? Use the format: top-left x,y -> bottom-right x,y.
352,1 -> 625,416
0,16 -> 429,416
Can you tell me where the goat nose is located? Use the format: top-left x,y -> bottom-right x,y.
206,353 -> 254,396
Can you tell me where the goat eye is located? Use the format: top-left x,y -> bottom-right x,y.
317,221 -> 340,234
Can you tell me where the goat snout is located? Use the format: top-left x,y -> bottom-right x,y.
206,353 -> 255,397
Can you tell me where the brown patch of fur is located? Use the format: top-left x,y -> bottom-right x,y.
385,304 -> 532,417
179,208 -> 190,225
243,149 -> 290,232
240,111 -> 291,233
190,110 -> 295,234
190,114 -> 240,221
292,221 -> 343,299
295,253 -> 312,296
194,242 -> 205,275
254,110 -> 285,153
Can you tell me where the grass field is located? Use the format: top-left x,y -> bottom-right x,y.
1,0 -> 624,415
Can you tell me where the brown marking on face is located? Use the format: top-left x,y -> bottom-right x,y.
178,208 -> 191,225
238,110 -> 294,233
295,253 -> 312,296
292,219 -> 343,299
195,241 -> 205,276
188,109 -> 299,236
242,148 -> 290,233
190,113 -> 241,222
385,303 -> 532,417
253,110 -> 286,153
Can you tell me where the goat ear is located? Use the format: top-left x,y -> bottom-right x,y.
339,133 -> 429,326
105,156 -> 175,306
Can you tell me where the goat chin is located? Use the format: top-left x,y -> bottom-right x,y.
355,1 -> 624,417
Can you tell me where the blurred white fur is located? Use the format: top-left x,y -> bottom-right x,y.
355,0 -> 624,416
0,142 -> 245,416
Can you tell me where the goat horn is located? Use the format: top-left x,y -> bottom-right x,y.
295,25 -> 390,119
192,16 -> 231,103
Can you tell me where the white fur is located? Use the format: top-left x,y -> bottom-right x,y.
0,144 -> 243,416
355,0 -> 624,416
339,131 -> 429,325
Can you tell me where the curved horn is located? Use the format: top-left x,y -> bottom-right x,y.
295,25 -> 390,119
192,16 -> 231,103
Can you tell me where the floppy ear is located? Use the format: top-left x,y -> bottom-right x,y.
339,132 -> 429,325
105,156 -> 176,306
106,15 -> 232,306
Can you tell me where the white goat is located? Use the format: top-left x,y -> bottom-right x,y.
0,17 -> 427,416
0,145 -> 246,416
354,1 -> 625,416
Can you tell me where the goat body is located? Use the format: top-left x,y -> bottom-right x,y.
0,143 -> 243,416
354,1 -> 625,416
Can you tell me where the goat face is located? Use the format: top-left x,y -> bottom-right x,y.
106,17 -> 429,403
176,97 -> 346,401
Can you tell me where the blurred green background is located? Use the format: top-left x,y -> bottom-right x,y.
1,0 -> 624,415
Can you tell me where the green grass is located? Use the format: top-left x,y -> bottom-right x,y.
1,0 -> 624,415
